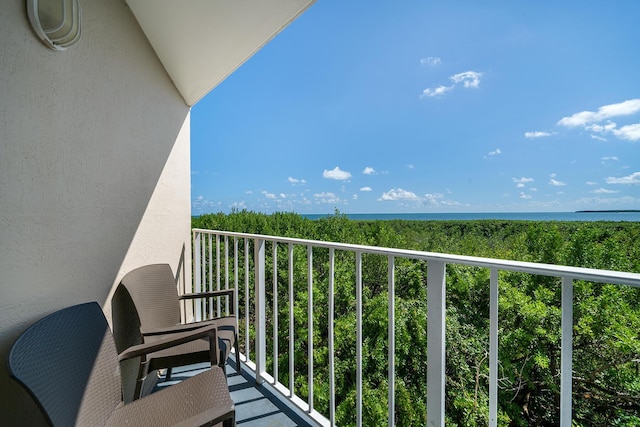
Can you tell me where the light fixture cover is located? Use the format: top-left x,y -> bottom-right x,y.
27,0 -> 81,51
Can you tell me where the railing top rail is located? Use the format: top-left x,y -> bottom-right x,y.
192,228 -> 640,287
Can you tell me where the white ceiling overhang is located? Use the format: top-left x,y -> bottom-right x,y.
126,0 -> 316,106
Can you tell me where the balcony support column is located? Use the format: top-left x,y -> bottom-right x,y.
427,259 -> 446,427
356,251 -> 363,427
255,238 -> 266,384
489,268 -> 499,427
561,276 -> 573,426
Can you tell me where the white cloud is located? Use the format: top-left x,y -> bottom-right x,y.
420,70 -> 482,99
606,172 -> 640,184
586,122 -> 617,133
423,193 -> 444,205
407,164 -> 414,169
601,156 -> 619,162
487,148 -> 501,156
420,192 -> 462,207
558,99 -> 640,128
591,188 -> 619,194
228,200 -> 247,209
313,192 -> 341,204
558,111 -> 596,128
549,100 -> 640,142
585,181 -> 598,186
513,177 -> 534,188
598,100 -> 640,118
421,85 -> 453,98
612,123 -> 640,141
421,56 -> 442,66
573,196 -> 638,210
288,177 -> 307,184
549,178 -> 566,186
360,186 -> 372,192
450,71 -> 482,88
363,166 -> 376,175
280,193 -> 286,198
352,194 -> 358,200
322,166 -> 352,180
519,192 -> 532,199
379,188 -> 419,201
524,131 -> 553,139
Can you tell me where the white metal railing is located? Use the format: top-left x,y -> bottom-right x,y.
192,228 -> 640,427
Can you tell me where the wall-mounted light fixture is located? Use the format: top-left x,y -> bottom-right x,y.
27,0 -> 81,51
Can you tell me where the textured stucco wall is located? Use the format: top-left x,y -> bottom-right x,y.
0,1 -> 191,424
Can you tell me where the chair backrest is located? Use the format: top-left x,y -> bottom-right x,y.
8,302 -> 122,426
118,263 -> 181,332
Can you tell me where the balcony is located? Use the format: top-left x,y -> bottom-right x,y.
190,228 -> 640,427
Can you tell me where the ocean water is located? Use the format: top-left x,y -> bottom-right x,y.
303,212 -> 640,222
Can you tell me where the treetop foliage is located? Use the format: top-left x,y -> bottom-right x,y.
193,210 -> 640,426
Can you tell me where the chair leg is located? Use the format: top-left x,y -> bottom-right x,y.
219,346 -> 228,377
135,362 -> 149,400
223,413 -> 235,427
234,331 -> 240,374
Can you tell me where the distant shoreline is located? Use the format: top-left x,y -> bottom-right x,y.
575,210 -> 640,213
194,211 -> 640,222
303,212 -> 640,222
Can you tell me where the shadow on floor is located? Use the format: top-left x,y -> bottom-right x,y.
154,358 -> 315,427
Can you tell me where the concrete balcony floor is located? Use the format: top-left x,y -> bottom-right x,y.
154,359 -> 315,426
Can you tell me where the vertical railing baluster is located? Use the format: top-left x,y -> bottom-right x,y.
288,243 -> 295,397
561,276 -> 573,427
201,233 -> 207,320
489,268 -> 499,427
388,255 -> 395,427
225,236 -> 229,315
234,237 -> 239,368
329,248 -> 336,426
255,238 -> 266,383
427,259 -> 446,427
203,234 -> 207,319
194,231 -> 201,322
216,234 -> 220,317
209,234 -> 214,319
307,245 -> 314,413
273,241 -> 278,384
245,239 -> 250,364
356,251 -> 363,427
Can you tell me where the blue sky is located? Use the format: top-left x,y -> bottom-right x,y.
191,1 -> 640,215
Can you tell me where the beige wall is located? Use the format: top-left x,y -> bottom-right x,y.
0,1 -> 191,424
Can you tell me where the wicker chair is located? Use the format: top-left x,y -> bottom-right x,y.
8,301 -> 235,427
112,263 -> 239,399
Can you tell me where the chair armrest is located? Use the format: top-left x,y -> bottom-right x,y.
179,289 -> 235,315
141,322 -> 212,337
179,289 -> 234,300
118,324 -> 217,363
